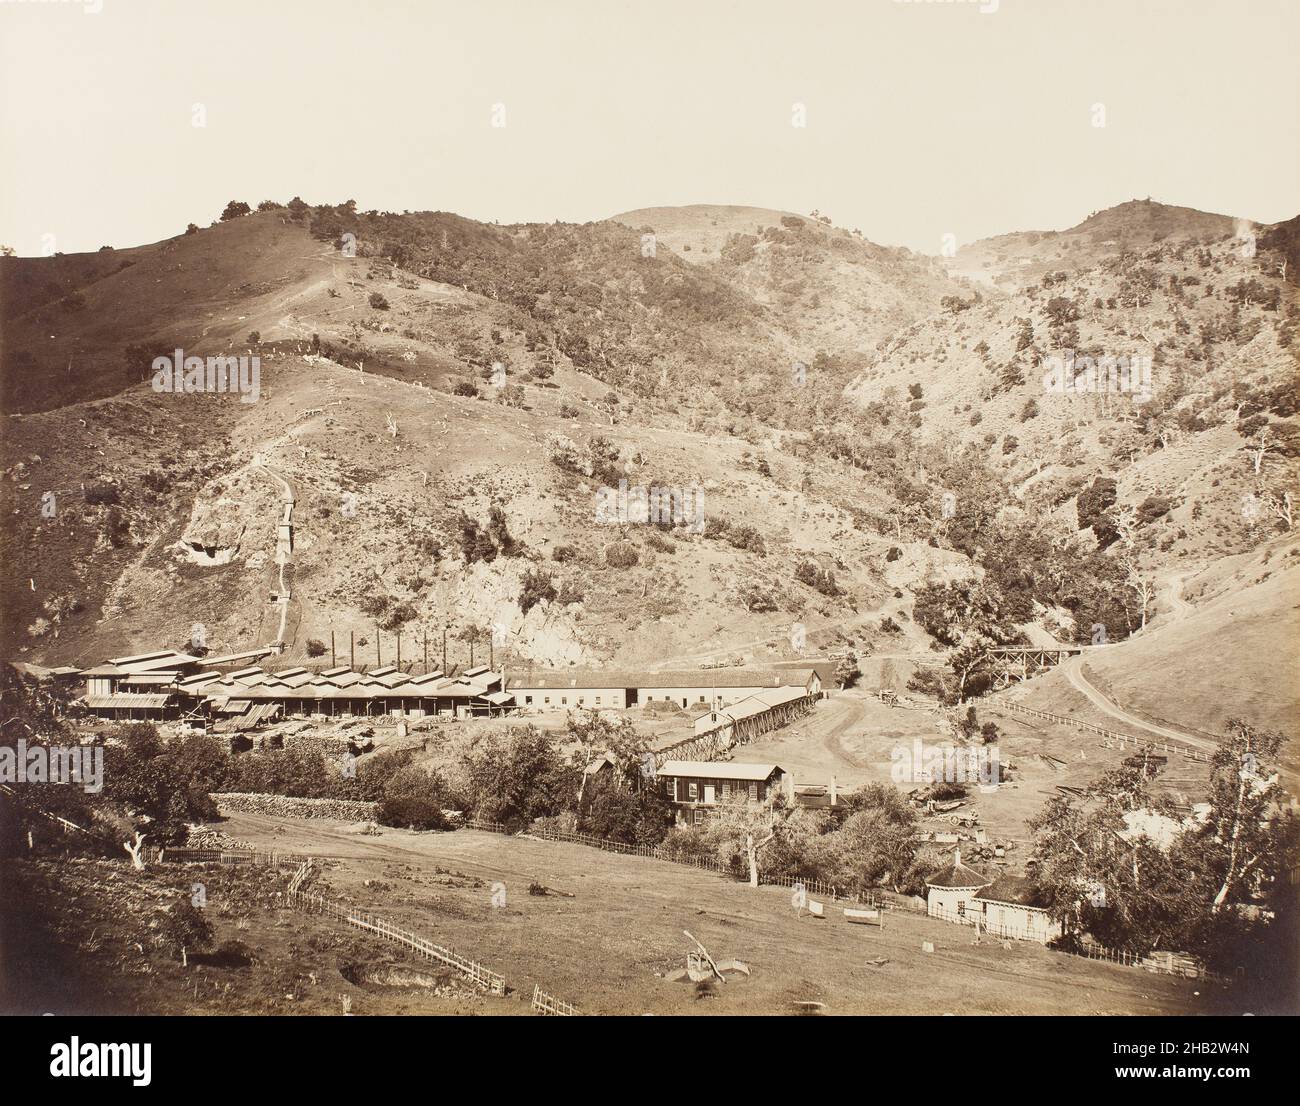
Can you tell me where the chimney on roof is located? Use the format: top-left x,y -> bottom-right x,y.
829,775 -> 837,805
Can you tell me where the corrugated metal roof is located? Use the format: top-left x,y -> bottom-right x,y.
656,760 -> 783,781
748,686 -> 810,708
83,693 -> 173,709
81,664 -> 127,677
509,668 -> 813,690
227,703 -> 282,730
199,648 -> 275,667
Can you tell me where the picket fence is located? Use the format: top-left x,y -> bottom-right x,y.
523,827 -> 1227,986
998,702 -> 1211,763
526,826 -> 909,906
531,984 -> 578,1016
285,859 -> 507,994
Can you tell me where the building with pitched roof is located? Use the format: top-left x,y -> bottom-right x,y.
74,651 -> 516,724
924,851 -> 1064,943
924,849 -> 993,921
655,760 -> 786,826
507,668 -> 820,713
969,876 -> 1063,943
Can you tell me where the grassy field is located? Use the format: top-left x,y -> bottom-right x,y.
200,812 -> 1208,1016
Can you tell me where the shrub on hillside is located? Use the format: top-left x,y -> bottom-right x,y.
84,483 -> 120,506
605,541 -> 639,568
519,568 -> 557,613
794,560 -> 840,596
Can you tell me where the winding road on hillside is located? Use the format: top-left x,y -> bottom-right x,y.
1058,653 -> 1217,756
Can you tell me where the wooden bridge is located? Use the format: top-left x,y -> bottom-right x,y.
986,645 -> 1084,688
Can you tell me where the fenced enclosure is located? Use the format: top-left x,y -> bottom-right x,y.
524,827 -> 1226,986
285,859 -> 507,994
997,701 -> 1211,763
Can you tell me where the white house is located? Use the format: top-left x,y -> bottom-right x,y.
969,877 -> 1063,943
923,849 -> 992,922
924,850 -> 1063,944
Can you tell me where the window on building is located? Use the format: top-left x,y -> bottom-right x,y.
525,696 -> 533,705
957,901 -> 966,917
692,809 -> 703,826
595,696 -> 601,705
688,781 -> 698,801
543,696 -> 550,705
561,697 -> 567,705
747,782 -> 758,800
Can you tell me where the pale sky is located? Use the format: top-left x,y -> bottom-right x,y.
1,0 -> 1297,256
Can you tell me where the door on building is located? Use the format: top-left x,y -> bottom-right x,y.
625,688 -> 638,706
703,784 -> 715,804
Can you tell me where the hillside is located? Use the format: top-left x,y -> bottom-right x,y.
2,197 -> 1297,755
614,202 -> 973,366
943,197 -> 1241,290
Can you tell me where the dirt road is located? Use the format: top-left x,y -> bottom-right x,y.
1060,654 -> 1217,755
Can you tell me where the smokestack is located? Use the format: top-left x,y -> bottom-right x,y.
784,772 -> 794,803
829,775 -> 837,806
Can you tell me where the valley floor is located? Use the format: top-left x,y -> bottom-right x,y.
193,814 -> 1206,1015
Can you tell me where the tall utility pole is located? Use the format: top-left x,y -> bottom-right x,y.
442,625 -> 448,673
376,626 -> 381,667
350,630 -> 355,670
397,631 -> 402,670
330,630 -> 336,669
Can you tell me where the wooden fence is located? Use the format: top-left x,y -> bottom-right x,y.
527,826 -> 901,905
155,851 -> 510,996
284,859 -> 507,995
530,984 -> 578,1016
146,846 -> 301,867
525,827 -> 1228,986
462,819 -> 507,834
997,702 -> 1212,763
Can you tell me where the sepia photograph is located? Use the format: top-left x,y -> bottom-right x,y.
1,0 -> 1297,1069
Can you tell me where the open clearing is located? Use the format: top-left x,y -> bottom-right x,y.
216,813 -> 1208,1015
